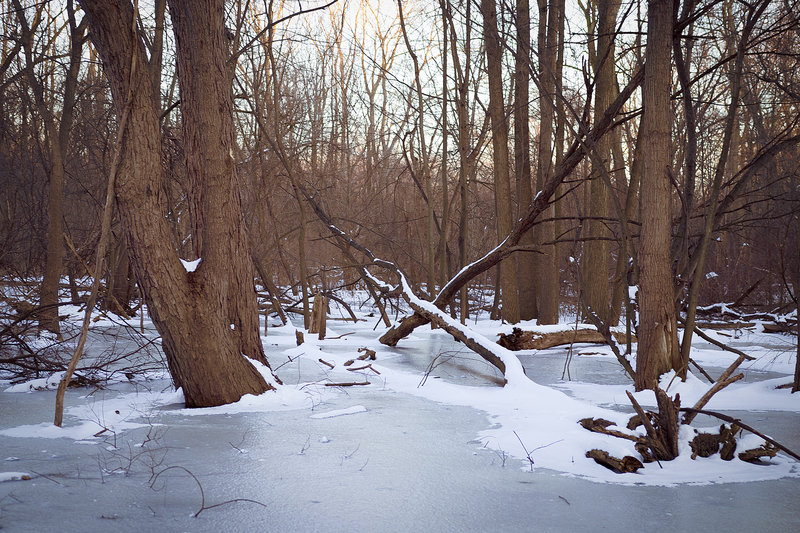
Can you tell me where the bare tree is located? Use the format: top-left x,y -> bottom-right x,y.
635,0 -> 679,391
13,0 -> 87,336
481,0 -> 520,323
80,0 -> 277,407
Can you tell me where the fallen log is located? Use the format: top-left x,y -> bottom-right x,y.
678,408 -> 800,461
738,443 -> 778,463
579,418 -> 639,442
761,322 -> 797,334
498,327 -> 635,351
585,449 -> 643,473
689,321 -> 756,330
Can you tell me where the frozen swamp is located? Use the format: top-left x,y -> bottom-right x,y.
1,299 -> 799,532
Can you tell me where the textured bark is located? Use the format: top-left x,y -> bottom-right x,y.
442,0 -> 473,323
582,0 -> 620,326
635,0 -> 679,391
516,0 -> 537,321
481,0 -> 520,323
82,0 -> 273,408
794,205 -> 799,393
535,0 -> 561,324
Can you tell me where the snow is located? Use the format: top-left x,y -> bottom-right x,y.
0,472 -> 31,482
1,292 -> 799,530
180,258 -> 202,272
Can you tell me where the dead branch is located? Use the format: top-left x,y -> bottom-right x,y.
678,408 -> 800,461
498,327 -> 635,351
579,418 -> 639,442
678,317 -> 756,361
585,449 -> 643,473
324,381 -> 370,387
403,295 -> 506,379
738,443 -> 778,463
683,353 -> 748,425
626,389 -> 679,461
347,364 -> 380,374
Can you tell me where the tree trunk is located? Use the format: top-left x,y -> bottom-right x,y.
635,0 -> 679,391
582,0 -> 620,326
535,0 -> 561,324
794,202 -> 799,393
443,0 -> 473,323
481,0 -> 520,324
82,0 -> 274,407
13,0 -> 84,336
516,0 -> 537,321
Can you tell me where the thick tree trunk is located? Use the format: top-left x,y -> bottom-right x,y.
481,0 -> 520,324
82,0 -> 274,407
516,0 -> 537,321
582,0 -> 620,326
635,0 -> 679,391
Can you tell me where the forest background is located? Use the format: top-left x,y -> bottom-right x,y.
0,0 -> 799,406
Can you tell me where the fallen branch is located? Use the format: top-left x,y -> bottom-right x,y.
682,353 -> 748,425
498,327 -> 635,351
678,317 -> 756,362
678,408 -> 800,461
579,418 -> 639,442
689,358 -> 715,383
347,364 -> 380,374
585,449 -> 643,473
150,465 -> 268,518
324,381 -> 370,387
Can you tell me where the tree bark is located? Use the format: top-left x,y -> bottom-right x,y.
535,0 -> 561,324
516,0 -> 537,321
481,0 -> 520,323
634,0 -> 679,391
82,0 -> 274,408
582,0 -> 620,326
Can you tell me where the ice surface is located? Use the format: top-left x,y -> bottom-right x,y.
1,296 -> 799,531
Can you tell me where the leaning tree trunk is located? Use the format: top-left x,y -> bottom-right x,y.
634,0 -> 680,391
82,0 -> 274,407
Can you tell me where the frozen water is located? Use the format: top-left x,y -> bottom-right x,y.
1,302 -> 799,531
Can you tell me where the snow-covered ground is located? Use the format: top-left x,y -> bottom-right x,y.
1,295 -> 799,531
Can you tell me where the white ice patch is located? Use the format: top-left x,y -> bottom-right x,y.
5,372 -> 64,392
0,472 -> 31,482
310,405 -> 367,419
